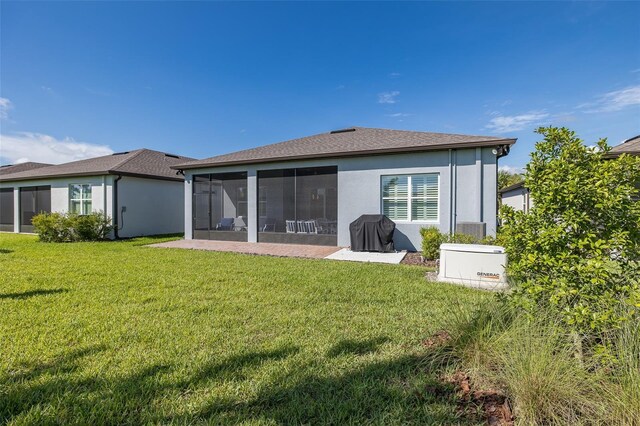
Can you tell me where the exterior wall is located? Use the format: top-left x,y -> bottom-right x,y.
0,176 -> 112,233
183,147 -> 499,251
500,187 -> 532,213
0,175 -> 184,237
116,176 -> 184,238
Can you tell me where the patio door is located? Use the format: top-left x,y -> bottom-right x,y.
192,172 -> 247,241
19,186 -> 51,233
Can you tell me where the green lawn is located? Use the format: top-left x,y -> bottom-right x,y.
0,233 -> 486,425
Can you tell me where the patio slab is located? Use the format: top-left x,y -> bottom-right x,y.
148,239 -> 341,259
325,248 -> 407,264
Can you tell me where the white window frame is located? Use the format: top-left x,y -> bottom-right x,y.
380,173 -> 440,223
69,184 -> 92,215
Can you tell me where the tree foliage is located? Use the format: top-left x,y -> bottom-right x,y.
499,127 -> 640,334
498,169 -> 523,190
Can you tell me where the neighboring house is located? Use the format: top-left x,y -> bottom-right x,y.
499,135 -> 639,213
604,135 -> 640,158
499,181 -> 531,213
0,162 -> 52,175
172,127 -> 516,251
0,149 -> 193,237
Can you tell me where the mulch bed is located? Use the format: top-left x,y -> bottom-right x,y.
401,252 -> 438,268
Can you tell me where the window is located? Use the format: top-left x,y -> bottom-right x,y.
69,184 -> 92,215
382,174 -> 438,222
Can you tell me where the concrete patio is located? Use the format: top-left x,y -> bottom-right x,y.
148,239 -> 408,264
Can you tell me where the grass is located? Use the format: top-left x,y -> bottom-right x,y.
0,233 -> 488,425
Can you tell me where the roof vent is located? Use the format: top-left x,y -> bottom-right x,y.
330,128 -> 356,134
112,151 -> 130,155
164,153 -> 180,159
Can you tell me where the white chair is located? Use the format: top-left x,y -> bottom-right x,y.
286,220 -> 297,233
297,220 -> 307,233
234,216 -> 247,231
305,220 -> 319,234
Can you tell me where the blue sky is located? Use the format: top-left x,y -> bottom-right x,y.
1,1 -> 639,169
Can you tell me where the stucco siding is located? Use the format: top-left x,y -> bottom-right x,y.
116,176 -> 184,238
183,147 -> 500,251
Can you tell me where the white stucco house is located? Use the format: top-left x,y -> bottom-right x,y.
0,149 -> 193,237
171,127 -> 517,251
499,181 -> 531,213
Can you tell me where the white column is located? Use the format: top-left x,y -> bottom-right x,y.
247,167 -> 257,243
476,147 -> 483,222
184,173 -> 193,240
13,187 -> 20,233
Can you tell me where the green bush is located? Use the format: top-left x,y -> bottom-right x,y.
419,227 -> 495,260
32,211 -> 113,242
499,127 -> 640,336
419,227 -> 444,260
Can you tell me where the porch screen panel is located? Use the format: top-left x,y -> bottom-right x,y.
19,186 -> 50,232
193,175 -> 210,232
0,188 -> 13,230
295,167 -> 338,232
257,169 -> 295,233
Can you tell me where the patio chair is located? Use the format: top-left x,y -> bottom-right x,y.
216,217 -> 234,230
234,216 -> 247,231
285,220 -> 297,233
297,220 -> 308,233
305,220 -> 319,234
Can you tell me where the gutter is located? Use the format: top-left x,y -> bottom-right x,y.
113,175 -> 122,239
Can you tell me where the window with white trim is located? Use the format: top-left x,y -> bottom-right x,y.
69,184 -> 92,215
381,174 -> 439,222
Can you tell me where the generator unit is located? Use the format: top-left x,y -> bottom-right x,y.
438,243 -> 508,290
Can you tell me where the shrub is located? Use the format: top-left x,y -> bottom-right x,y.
32,211 -> 113,242
499,127 -> 640,336
420,227 -> 496,260
420,227 -> 444,260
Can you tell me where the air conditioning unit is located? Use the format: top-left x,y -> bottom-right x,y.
438,243 -> 508,290
456,222 -> 486,239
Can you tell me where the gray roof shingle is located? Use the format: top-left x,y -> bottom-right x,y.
606,135 -> 640,158
173,127 -> 516,169
0,162 -> 52,176
0,149 -> 194,182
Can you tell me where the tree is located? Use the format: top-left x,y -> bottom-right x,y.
498,169 -> 523,190
499,127 -> 640,335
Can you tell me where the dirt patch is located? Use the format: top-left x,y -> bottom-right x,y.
401,252 -> 438,268
422,330 -> 451,348
421,330 -> 514,426
443,371 -> 513,426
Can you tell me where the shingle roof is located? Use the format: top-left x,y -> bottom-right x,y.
173,127 -> 517,169
606,135 -> 640,158
498,181 -> 526,194
0,149 -> 194,182
0,162 -> 52,176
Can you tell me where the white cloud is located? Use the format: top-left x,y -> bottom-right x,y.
485,111 -> 549,133
386,112 -> 411,117
0,132 -> 113,165
580,85 -> 640,113
389,72 -> 402,78
0,97 -> 13,120
378,91 -> 400,104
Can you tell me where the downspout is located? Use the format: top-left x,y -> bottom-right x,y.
448,149 -> 453,234
102,175 -> 107,221
451,149 -> 457,235
113,175 -> 122,239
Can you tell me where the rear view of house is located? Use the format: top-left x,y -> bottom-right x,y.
172,127 -> 516,251
0,149 -> 193,237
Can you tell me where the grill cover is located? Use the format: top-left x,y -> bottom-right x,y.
349,214 -> 396,252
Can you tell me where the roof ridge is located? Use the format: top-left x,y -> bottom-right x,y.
109,149 -> 147,172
